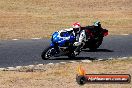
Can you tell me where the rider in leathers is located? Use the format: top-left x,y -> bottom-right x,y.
60,22 -> 86,55
72,22 -> 87,55
63,21 -> 101,55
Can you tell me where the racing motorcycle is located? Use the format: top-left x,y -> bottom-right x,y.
41,27 -> 108,60
41,29 -> 77,60
83,26 -> 108,51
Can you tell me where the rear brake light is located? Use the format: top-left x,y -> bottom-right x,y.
104,32 -> 108,36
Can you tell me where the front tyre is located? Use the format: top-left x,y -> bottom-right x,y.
41,46 -> 56,60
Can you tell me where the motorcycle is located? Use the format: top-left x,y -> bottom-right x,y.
83,26 -> 108,51
41,29 -> 77,60
41,27 -> 108,60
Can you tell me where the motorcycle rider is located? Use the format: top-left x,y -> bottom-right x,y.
72,21 -> 103,55
93,21 -> 102,29
72,22 -> 87,55
92,21 -> 103,35
63,21 -> 102,55
59,22 -> 86,56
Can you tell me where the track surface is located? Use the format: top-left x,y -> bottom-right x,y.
0,35 -> 132,67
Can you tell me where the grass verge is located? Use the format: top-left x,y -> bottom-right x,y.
0,58 -> 132,88
0,0 -> 131,40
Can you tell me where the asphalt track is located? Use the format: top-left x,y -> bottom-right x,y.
0,35 -> 132,67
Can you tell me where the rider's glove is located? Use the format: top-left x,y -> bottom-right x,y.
73,42 -> 81,46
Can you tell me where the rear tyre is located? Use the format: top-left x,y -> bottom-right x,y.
41,46 -> 56,60
89,37 -> 103,51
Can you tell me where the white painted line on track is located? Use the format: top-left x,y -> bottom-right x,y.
118,57 -> 128,60
12,39 -> 19,40
6,67 -> 16,71
69,61 -> 77,63
0,68 -> 5,71
60,62 -> 66,64
16,66 -> 22,69
108,58 -> 113,60
28,65 -> 34,67
47,63 -> 54,65
7,67 -> 15,69
31,38 -> 41,40
98,59 -> 103,61
121,34 -> 129,36
81,60 -> 92,63
24,66 -> 29,68
37,64 -> 44,66
122,57 -> 128,59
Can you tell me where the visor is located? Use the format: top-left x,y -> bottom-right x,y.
73,28 -> 80,33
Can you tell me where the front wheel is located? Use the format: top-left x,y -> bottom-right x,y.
41,46 -> 57,60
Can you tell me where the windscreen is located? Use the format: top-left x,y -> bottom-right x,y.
60,32 -> 70,37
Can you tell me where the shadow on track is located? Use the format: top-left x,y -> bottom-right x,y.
42,49 -> 113,60
51,56 -> 97,60
82,49 -> 114,52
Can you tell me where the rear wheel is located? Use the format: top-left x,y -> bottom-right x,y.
89,37 -> 103,51
41,46 -> 56,60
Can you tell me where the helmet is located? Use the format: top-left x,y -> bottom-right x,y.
93,21 -> 101,27
72,22 -> 81,33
